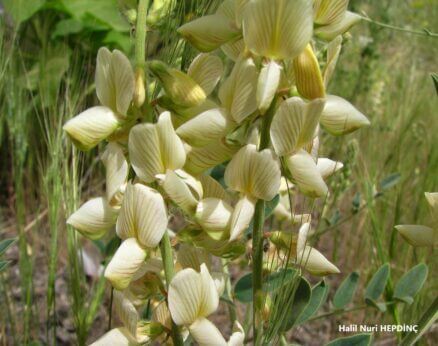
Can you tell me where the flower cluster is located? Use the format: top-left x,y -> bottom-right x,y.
64,0 -> 369,344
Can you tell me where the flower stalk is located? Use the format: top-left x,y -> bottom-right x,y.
159,231 -> 184,346
252,99 -> 278,344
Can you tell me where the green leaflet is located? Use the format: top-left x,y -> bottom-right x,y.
394,263 -> 428,305
326,333 -> 373,346
297,280 -> 330,324
333,272 -> 360,309
364,263 -> 390,312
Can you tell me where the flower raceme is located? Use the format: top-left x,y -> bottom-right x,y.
62,0 -> 371,343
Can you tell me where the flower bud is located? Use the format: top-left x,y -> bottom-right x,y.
320,95 -> 370,135
133,68 -> 146,108
177,14 -> 240,52
395,225 -> 437,247
67,197 -> 117,239
63,106 -> 120,151
176,108 -> 236,147
297,245 -> 340,276
315,11 -> 362,41
293,44 -> 325,100
149,60 -> 206,108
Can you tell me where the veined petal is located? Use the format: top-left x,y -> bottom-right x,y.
199,175 -> 231,203
113,290 -> 139,338
63,106 -> 120,151
90,327 -> 136,346
320,95 -> 370,135
95,48 -> 135,116
228,321 -> 245,346
129,112 -> 186,182
297,222 -> 311,254
188,318 -> 227,346
298,246 -> 340,276
211,272 -> 227,296
156,112 -> 187,171
188,54 -> 224,95
317,158 -> 343,179
242,0 -> 313,60
184,140 -> 239,176
177,14 -> 240,52
159,170 -> 199,215
177,108 -> 236,147
234,0 -> 250,28
172,99 -> 219,128
270,97 -> 325,156
395,225 -> 437,247
217,0 -> 236,21
199,263 -> 221,317
293,44 -> 326,100
224,144 -> 281,200
315,11 -> 362,41
285,149 -> 328,198
102,142 -> 129,207
168,263 -> 219,325
229,196 -> 256,241
274,202 -> 312,226
257,60 -> 281,114
221,39 -> 245,62
152,301 -> 172,331
105,238 -> 147,290
314,0 -> 349,25
196,198 -> 233,237
323,35 -> 343,87
116,183 -> 168,248
129,123 -> 162,183
175,169 -> 204,201
67,197 -> 117,240
149,61 -> 206,108
177,243 -> 212,272
219,57 -> 258,123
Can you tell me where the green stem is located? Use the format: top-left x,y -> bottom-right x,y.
135,0 -> 149,70
135,0 -> 150,108
222,259 -> 237,327
360,15 -> 438,38
159,232 -> 184,346
252,100 -> 277,344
